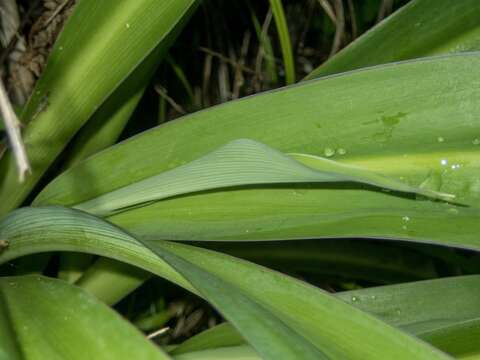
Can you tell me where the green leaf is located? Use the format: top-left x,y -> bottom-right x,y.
306,0 -> 480,79
171,322 -> 245,355
173,345 -> 260,360
174,275 -> 480,358
71,139 -> 453,217
269,0 -> 295,84
0,275 -> 169,359
0,0 -> 198,216
204,239 -> 439,284
34,53 -> 480,242
338,276 -> 480,358
0,206 -> 450,360
63,45 -> 163,168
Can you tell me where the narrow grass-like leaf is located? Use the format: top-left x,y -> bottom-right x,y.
0,275 -> 170,359
306,0 -> 480,79
0,206 -> 450,360
0,0 -> 197,216
73,139 -> 452,217
269,0 -> 295,84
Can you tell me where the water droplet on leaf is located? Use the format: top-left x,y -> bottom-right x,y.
324,148 -> 335,157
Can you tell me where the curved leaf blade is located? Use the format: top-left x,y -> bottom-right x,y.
0,275 -> 169,359
0,0 -> 197,215
34,54 -> 480,242
73,139 -> 452,217
0,206 -> 450,360
306,0 -> 480,79
174,275 -> 480,358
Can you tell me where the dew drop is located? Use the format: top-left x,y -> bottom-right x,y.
125,23 -> 130,29
440,159 -> 448,166
337,148 -> 347,155
370,295 -> 376,300
324,148 -> 335,157
448,208 -> 459,215
437,136 -> 444,143
473,138 -> 480,145
402,216 -> 410,222
351,296 -> 358,302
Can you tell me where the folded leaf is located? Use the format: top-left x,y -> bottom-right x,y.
34,54 -> 480,243
74,139 -> 453,217
0,206 -> 450,360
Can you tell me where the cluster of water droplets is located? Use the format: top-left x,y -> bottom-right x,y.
323,147 -> 347,157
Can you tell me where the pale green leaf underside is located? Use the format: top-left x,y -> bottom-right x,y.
0,275 -> 169,360
0,206 -> 449,360
74,139 -> 453,217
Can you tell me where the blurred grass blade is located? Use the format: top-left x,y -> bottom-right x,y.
0,206 -> 450,360
72,139 -> 452,217
306,0 -> 480,79
75,257 -> 150,305
34,53 -> 480,242
269,0 -> 295,84
249,5 -> 277,85
0,0 -> 198,216
0,275 -> 170,359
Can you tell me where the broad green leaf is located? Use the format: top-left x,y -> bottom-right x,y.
173,345 -> 260,360
0,0 -> 198,216
0,275 -> 169,360
75,235 -> 440,305
306,0 -> 480,79
72,139 -> 452,217
339,275 -> 480,333
0,206 -> 450,360
175,276 -> 480,358
339,275 -> 480,357
171,323 -> 245,355
34,53 -> 480,242
0,207 -> 193,294
63,45 -> 163,168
